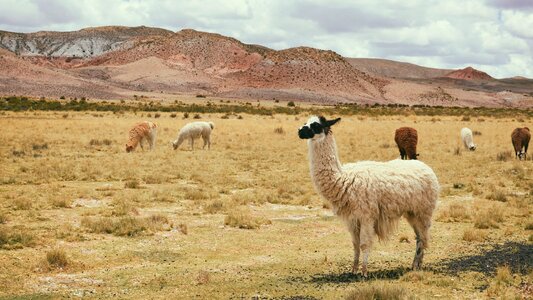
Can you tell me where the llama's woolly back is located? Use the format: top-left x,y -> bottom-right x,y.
332,159 -> 439,240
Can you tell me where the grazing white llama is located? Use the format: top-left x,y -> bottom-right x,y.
298,116 -> 439,276
172,121 -> 214,150
460,128 -> 476,151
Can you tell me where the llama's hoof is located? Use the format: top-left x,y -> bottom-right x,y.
361,266 -> 368,278
351,264 -> 359,274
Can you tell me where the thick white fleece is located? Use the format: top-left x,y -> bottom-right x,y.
172,121 -> 214,150
460,127 -> 476,150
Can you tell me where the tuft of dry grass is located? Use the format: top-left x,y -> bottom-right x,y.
474,209 -> 504,229
13,197 -> 32,210
111,198 -> 138,216
274,127 -> 285,134
453,147 -> 461,156
346,282 -> 407,300
204,199 -> 226,214
437,203 -> 471,222
462,228 -> 488,242
0,226 -> 36,249
124,179 -> 141,189
177,223 -> 188,235
81,215 -> 171,237
32,143 -> 49,151
224,209 -> 271,229
486,266 -> 523,299
496,151 -> 513,161
89,139 -> 112,146
50,197 -> 72,208
525,222 -> 533,230
0,211 -> 7,224
487,190 -> 507,202
45,248 -> 69,270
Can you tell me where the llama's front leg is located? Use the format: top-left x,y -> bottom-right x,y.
350,225 -> 361,274
139,138 -> 145,151
148,133 -> 156,150
190,137 -> 194,150
359,222 -> 374,277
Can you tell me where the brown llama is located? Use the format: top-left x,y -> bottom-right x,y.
512,127 -> 530,160
395,127 -> 418,160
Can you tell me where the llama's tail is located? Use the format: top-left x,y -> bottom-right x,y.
375,205 -> 399,241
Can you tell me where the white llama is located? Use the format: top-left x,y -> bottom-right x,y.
460,127 -> 476,151
172,121 -> 214,150
298,116 -> 439,276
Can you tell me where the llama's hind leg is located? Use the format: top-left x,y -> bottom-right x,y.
406,215 -> 430,270
202,136 -> 208,150
149,131 -> 156,150
359,222 -> 374,277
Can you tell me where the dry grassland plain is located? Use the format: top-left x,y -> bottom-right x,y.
0,107 -> 532,299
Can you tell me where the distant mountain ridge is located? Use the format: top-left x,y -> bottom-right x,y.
347,58 -> 452,79
0,26 -> 531,107
0,26 -> 173,57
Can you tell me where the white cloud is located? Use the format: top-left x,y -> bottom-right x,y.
0,0 -> 531,78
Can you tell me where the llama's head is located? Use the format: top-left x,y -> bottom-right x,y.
172,141 -> 178,150
298,116 -> 341,141
125,144 -> 134,153
524,127 -> 530,132
469,145 -> 476,151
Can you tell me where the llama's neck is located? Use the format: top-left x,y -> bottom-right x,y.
308,133 -> 344,203
127,136 -> 140,148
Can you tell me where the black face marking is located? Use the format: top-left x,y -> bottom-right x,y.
298,126 -> 314,139
298,116 -> 342,139
310,122 -> 324,134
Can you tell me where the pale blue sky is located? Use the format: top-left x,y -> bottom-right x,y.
0,0 -> 532,78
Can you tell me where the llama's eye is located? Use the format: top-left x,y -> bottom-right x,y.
310,122 -> 323,134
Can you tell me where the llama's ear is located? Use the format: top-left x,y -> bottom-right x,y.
326,118 -> 341,127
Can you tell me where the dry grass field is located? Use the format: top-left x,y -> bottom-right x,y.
0,109 -> 532,299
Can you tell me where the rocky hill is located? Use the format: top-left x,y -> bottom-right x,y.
0,26 -> 172,58
443,66 -> 493,80
347,58 -> 452,79
0,26 -> 531,107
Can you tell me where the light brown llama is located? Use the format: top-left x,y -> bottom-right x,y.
126,121 -> 157,152
395,127 -> 418,160
512,127 -> 530,160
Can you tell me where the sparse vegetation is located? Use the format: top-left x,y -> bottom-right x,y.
45,248 -> 69,269
81,215 -> 170,236
346,282 -> 407,300
274,127 -> 285,134
224,209 -> 271,229
497,151 -> 513,161
474,209 -> 504,229
487,190 -> 507,202
462,228 -> 488,242
0,109 -> 531,298
0,226 -> 36,249
124,179 -> 141,189
437,203 -> 471,222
